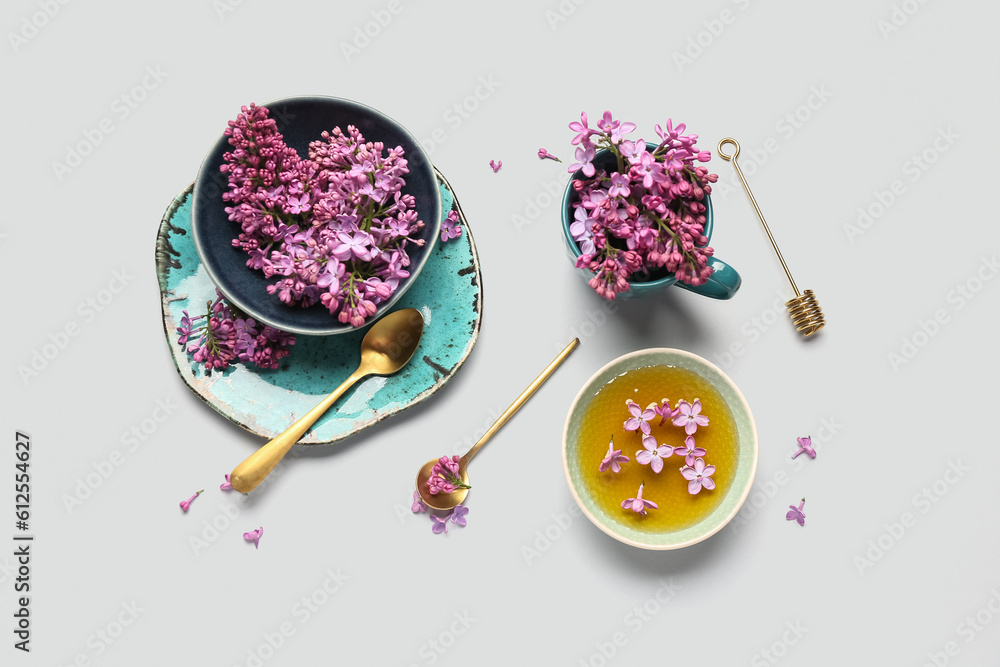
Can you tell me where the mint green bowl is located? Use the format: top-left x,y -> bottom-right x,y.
562,349 -> 758,550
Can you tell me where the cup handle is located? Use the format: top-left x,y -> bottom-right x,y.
674,257 -> 742,300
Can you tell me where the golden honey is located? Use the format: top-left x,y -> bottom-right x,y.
576,365 -> 739,533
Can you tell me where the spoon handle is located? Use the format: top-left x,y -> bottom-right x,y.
461,338 -> 580,466
230,368 -> 367,493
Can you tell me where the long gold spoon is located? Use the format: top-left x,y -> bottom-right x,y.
230,308 -> 425,493
416,338 -> 579,510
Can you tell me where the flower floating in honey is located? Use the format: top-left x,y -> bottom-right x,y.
179,490 -> 204,512
636,435 -> 672,473
624,400 -> 657,435
621,483 -> 658,515
654,398 -> 677,425
673,435 -> 707,466
673,399 -> 709,435
792,436 -> 816,460
243,526 -> 263,549
599,438 -> 630,473
680,458 -> 716,495
786,499 -> 806,526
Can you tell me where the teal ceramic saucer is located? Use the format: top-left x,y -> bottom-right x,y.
562,349 -> 758,549
156,169 -> 481,445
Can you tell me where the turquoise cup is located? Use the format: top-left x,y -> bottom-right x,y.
561,144 -> 741,300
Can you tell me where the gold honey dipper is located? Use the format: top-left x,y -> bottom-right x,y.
717,137 -> 826,336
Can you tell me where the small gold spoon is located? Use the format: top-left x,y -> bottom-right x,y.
230,308 -> 425,493
416,338 -> 580,511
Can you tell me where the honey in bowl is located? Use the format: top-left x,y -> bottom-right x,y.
576,365 -> 739,533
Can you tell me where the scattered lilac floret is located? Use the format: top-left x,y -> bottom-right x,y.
489,160 -> 502,173
411,490 -> 428,514
621,483 -> 658,516
673,399 -> 709,435
220,474 -> 233,491
450,505 -> 469,526
792,436 -> 816,459
599,438 -> 630,473
179,490 -> 203,512
537,148 -> 562,162
431,515 -> 449,534
786,499 -> 806,526
243,527 -> 263,548
635,435 -> 672,473
680,458 -> 716,495
654,398 -> 676,425
441,210 -> 463,243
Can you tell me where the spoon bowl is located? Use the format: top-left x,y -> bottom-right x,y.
416,459 -> 471,511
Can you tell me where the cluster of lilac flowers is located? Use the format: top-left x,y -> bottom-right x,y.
425,455 -> 471,495
411,491 -> 469,535
176,290 -> 296,372
221,103 -> 427,327
567,111 -> 720,299
600,397 -> 716,514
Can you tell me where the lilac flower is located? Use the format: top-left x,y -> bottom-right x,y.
620,139 -> 645,163
431,515 -> 449,534
636,435 -> 672,473
287,193 -> 310,214
441,210 -> 463,242
570,207 -> 596,255
489,159 -> 502,172
608,173 -> 631,198
538,148 -> 562,162
332,231 -> 374,262
673,435 -> 707,466
673,399 -> 709,435
243,527 -> 263,548
451,505 -> 469,526
569,144 -> 596,178
568,111 -> 594,146
179,490 -> 203,512
786,499 -> 806,526
624,400 -> 657,435
411,490 -> 428,514
599,438 -> 630,473
598,111 -> 636,144
654,398 -> 676,425
680,458 -> 716,495
220,474 -> 232,491
621,483 -> 658,515
792,436 -> 816,459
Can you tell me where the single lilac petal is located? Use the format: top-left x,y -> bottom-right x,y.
680,466 -> 697,481
641,435 -> 657,452
685,421 -> 697,435
650,456 -> 664,474
643,499 -> 659,510
621,498 -> 633,510
636,450 -> 654,465
624,417 -> 642,432
688,479 -> 702,495
626,400 -> 642,417
701,476 -> 716,490
641,404 -> 657,421
702,465 -> 716,477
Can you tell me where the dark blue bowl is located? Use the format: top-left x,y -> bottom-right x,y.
191,96 -> 441,336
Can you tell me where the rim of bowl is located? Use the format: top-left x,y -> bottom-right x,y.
191,95 -> 442,336
559,147 -> 714,289
561,348 -> 758,550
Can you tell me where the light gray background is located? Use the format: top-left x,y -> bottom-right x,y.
4,0 -> 999,665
